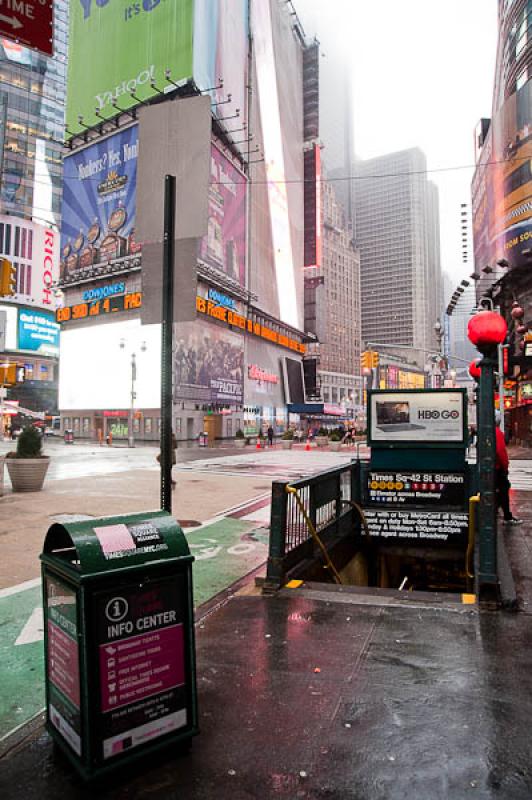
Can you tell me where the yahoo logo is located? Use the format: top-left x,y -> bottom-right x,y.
80,0 -> 161,20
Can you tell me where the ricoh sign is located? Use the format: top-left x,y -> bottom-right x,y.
0,215 -> 59,311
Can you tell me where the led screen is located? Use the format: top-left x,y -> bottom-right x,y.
58,320 -> 161,410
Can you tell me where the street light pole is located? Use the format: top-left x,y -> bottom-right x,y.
129,352 -> 136,448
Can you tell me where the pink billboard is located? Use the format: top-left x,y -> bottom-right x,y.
199,143 -> 247,286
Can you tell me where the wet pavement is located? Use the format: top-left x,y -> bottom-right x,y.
3,584 -> 532,800
2,449 -> 532,798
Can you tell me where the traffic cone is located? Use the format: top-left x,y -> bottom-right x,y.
256,438 -> 262,450
305,438 -> 311,451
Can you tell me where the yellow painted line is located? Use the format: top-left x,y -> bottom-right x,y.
285,580 -> 303,589
461,593 -> 477,605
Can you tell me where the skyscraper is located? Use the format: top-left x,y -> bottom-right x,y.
0,4 -> 67,425
353,148 -> 442,358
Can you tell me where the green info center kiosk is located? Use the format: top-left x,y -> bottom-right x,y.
355,389 -> 477,593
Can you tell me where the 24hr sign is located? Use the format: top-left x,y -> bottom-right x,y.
0,0 -> 54,56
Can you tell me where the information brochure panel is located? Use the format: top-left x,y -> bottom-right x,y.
368,389 -> 467,448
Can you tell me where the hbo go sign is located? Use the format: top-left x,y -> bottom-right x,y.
417,409 -> 460,420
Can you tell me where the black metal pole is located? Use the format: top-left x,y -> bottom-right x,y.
477,352 -> 498,599
161,175 -> 175,513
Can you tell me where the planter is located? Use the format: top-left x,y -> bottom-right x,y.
329,441 -> 342,451
316,436 -> 329,448
281,440 -> 293,450
6,457 -> 50,492
235,439 -> 246,448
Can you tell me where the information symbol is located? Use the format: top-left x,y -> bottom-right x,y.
105,597 -> 128,623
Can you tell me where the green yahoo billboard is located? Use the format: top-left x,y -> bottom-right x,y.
67,0 -> 194,135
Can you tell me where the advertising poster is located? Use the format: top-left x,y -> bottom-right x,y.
174,321 -> 243,405
60,127 -> 140,278
369,391 -> 465,444
66,0 -> 194,134
18,309 -> 60,356
363,510 -> 468,543
0,215 -> 59,311
199,144 -> 247,286
94,577 -> 187,761
46,576 -> 81,757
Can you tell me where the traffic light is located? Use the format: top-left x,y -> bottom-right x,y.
361,351 -> 379,370
0,258 -> 16,297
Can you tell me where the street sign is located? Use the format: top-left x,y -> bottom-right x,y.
0,0 -> 54,57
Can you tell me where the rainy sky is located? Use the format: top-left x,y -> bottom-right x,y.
296,0 -> 498,285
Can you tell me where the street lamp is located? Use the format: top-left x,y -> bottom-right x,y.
120,339 -> 147,448
467,309 -> 508,601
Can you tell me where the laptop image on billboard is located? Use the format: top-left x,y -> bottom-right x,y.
375,401 -> 425,432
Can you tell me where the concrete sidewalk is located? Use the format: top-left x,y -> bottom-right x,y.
2,489 -> 532,798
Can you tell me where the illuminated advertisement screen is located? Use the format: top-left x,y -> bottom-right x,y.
199,144 -> 247,286
66,0 -> 194,134
174,322 -> 243,405
474,80 -> 532,269
60,127 -> 139,279
368,390 -> 467,446
18,310 -> 60,356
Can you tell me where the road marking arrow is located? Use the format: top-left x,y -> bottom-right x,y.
15,607 -> 44,646
0,14 -> 23,30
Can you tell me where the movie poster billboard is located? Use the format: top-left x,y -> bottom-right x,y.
369,390 -> 466,445
66,0 -> 194,134
60,127 -> 140,279
198,144 -> 247,286
173,322 -> 243,405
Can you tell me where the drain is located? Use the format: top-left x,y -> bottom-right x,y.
178,519 -> 201,528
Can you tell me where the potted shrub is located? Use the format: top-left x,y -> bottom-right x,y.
235,428 -> 246,448
316,427 -> 329,448
329,429 -> 343,451
281,429 -> 294,450
6,425 -> 50,492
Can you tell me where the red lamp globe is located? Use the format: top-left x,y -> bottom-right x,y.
468,359 -> 481,380
511,305 -> 524,320
467,311 -> 507,352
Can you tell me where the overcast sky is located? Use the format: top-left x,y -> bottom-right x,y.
297,0 -> 499,287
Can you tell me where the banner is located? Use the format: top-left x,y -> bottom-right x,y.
60,127 -> 140,278
67,0 -> 194,134
199,144 -> 247,286
173,322 -> 243,405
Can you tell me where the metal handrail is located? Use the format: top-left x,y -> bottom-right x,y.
286,485 -> 343,584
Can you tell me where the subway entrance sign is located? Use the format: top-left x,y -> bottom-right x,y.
0,0 -> 54,57
361,389 -> 475,547
40,510 -> 198,780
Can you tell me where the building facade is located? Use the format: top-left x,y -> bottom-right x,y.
472,0 -> 532,443
0,2 -> 67,433
353,148 -> 443,359
56,0 -> 313,442
305,176 -> 362,413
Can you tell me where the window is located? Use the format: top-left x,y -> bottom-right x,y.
83,417 -> 90,434
145,418 -> 153,434
133,417 -> 140,434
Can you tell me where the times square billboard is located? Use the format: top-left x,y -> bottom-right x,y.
67,0 -> 248,136
472,79 -> 532,271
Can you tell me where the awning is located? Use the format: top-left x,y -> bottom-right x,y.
287,403 -> 347,417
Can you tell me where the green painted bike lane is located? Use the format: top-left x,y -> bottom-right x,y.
0,518 -> 268,741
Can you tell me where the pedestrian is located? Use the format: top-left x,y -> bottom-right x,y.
267,425 -> 274,447
495,411 -> 521,525
157,431 -> 178,488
